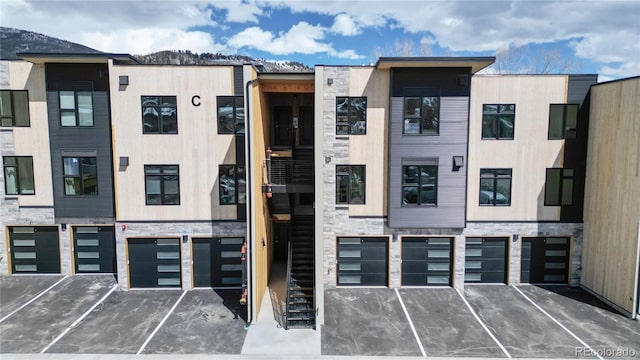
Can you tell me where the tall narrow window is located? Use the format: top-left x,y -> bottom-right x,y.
403,96 -> 439,135
336,165 -> 366,204
60,90 -> 94,127
63,157 -> 98,195
144,165 -> 180,205
402,160 -> 438,205
548,104 -> 578,139
219,165 -> 246,204
3,156 -> 35,195
544,168 -> 574,206
482,104 -> 515,139
217,96 -> 245,134
0,90 -> 30,127
479,169 -> 512,206
336,97 -> 367,135
142,96 -> 178,134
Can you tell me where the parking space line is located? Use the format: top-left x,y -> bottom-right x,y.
136,290 -> 187,355
394,288 -> 427,358
0,275 -> 68,324
40,284 -> 118,353
455,288 -> 511,358
512,286 -> 603,360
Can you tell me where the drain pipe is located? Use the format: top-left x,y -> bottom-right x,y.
244,78 -> 258,328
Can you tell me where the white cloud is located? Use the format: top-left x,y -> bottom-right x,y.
209,1 -> 262,23
330,14 -> 360,36
80,28 -> 225,54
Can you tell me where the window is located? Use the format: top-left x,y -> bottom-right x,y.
142,96 -> 177,134
336,165 -> 365,204
402,160 -> 438,205
60,90 -> 94,127
548,104 -> 578,139
336,97 -> 367,135
3,156 -> 35,195
145,165 -> 180,205
0,90 -> 30,127
217,96 -> 245,134
63,157 -> 97,195
482,104 -> 515,139
403,96 -> 439,135
545,168 -> 574,206
219,165 -> 246,205
479,169 -> 512,206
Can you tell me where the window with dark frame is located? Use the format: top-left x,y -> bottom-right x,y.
219,165 -> 246,205
336,97 -> 367,135
479,169 -> 512,206
482,104 -> 515,139
63,157 -> 98,196
402,161 -> 438,206
544,168 -> 574,206
217,96 -> 245,134
60,90 -> 94,127
403,96 -> 440,135
336,165 -> 366,204
142,96 -> 178,134
3,156 -> 35,195
0,90 -> 30,127
548,104 -> 578,139
144,165 -> 180,205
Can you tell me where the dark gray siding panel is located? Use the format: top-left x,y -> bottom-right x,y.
233,66 -> 244,96
567,75 -> 597,105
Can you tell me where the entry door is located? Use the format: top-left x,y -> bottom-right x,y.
521,237 -> 570,284
273,106 -> 293,148
128,238 -> 181,288
273,223 -> 290,263
465,237 -> 508,283
9,226 -> 60,273
73,226 -> 115,273
192,237 -> 244,288
402,237 -> 453,286
298,106 -> 314,147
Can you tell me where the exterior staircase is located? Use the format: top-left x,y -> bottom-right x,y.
285,214 -> 315,329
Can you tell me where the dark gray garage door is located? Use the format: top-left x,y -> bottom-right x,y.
9,226 -> 60,273
465,237 -> 508,283
128,238 -> 181,288
192,237 -> 244,288
337,237 -> 388,286
73,226 -> 115,273
402,237 -> 453,286
521,237 -> 570,284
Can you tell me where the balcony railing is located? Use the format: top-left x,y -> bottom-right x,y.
263,158 -> 313,186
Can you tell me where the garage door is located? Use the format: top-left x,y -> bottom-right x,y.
521,237 -> 570,284
9,226 -> 60,273
337,237 -> 388,286
192,237 -> 244,288
73,226 -> 115,273
402,237 -> 453,286
128,238 -> 181,288
465,237 -> 508,283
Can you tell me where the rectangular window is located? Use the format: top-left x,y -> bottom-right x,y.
403,96 -> 440,135
144,165 -> 180,205
3,156 -> 35,195
60,90 -> 94,127
142,96 -> 177,134
336,165 -> 366,204
219,165 -> 246,205
544,168 -> 574,206
548,104 -> 578,139
482,104 -> 515,139
479,169 -> 512,206
63,157 -> 97,195
402,160 -> 438,206
336,97 -> 367,135
0,90 -> 30,127
217,96 -> 245,134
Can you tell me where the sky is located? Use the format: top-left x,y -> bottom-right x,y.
1,0 -> 639,82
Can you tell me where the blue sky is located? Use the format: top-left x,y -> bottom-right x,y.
2,0 -> 639,81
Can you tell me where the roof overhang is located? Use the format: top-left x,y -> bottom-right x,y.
257,73 -> 315,93
376,57 -> 496,74
257,73 -> 315,82
16,52 -> 140,65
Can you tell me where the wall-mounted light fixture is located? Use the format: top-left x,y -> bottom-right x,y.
61,224 -> 67,231
261,237 -> 266,247
119,156 -> 129,167
392,232 -> 398,242
452,156 -> 464,171
119,76 -> 129,86
513,234 -> 519,242
182,235 -> 189,243
327,78 -> 333,86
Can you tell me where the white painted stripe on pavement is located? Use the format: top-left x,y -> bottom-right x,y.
136,290 -> 187,355
395,288 -> 427,358
0,275 -> 68,323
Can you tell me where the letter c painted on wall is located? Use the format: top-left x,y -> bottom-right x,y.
192,95 -> 201,107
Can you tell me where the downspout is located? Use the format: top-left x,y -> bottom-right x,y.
244,78 -> 258,327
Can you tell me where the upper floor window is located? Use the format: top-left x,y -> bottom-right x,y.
482,104 -> 515,139
218,96 -> 245,134
402,160 -> 438,206
336,165 -> 365,204
479,169 -> 512,206
145,165 -> 180,205
142,96 -> 177,134
60,90 -> 94,127
544,168 -> 574,206
3,156 -> 35,195
0,90 -> 30,127
219,165 -> 246,205
63,157 -> 97,195
548,104 -> 578,139
403,96 -> 439,135
336,97 -> 367,135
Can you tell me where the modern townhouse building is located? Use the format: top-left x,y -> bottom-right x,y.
1,53 -> 638,333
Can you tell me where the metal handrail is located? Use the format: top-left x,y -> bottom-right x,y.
262,158 -> 313,185
284,239 -> 293,330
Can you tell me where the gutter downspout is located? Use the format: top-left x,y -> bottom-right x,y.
245,78 -> 258,327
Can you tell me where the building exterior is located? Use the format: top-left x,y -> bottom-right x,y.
1,53 -> 638,330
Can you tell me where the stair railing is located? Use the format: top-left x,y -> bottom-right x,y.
284,239 -> 293,330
